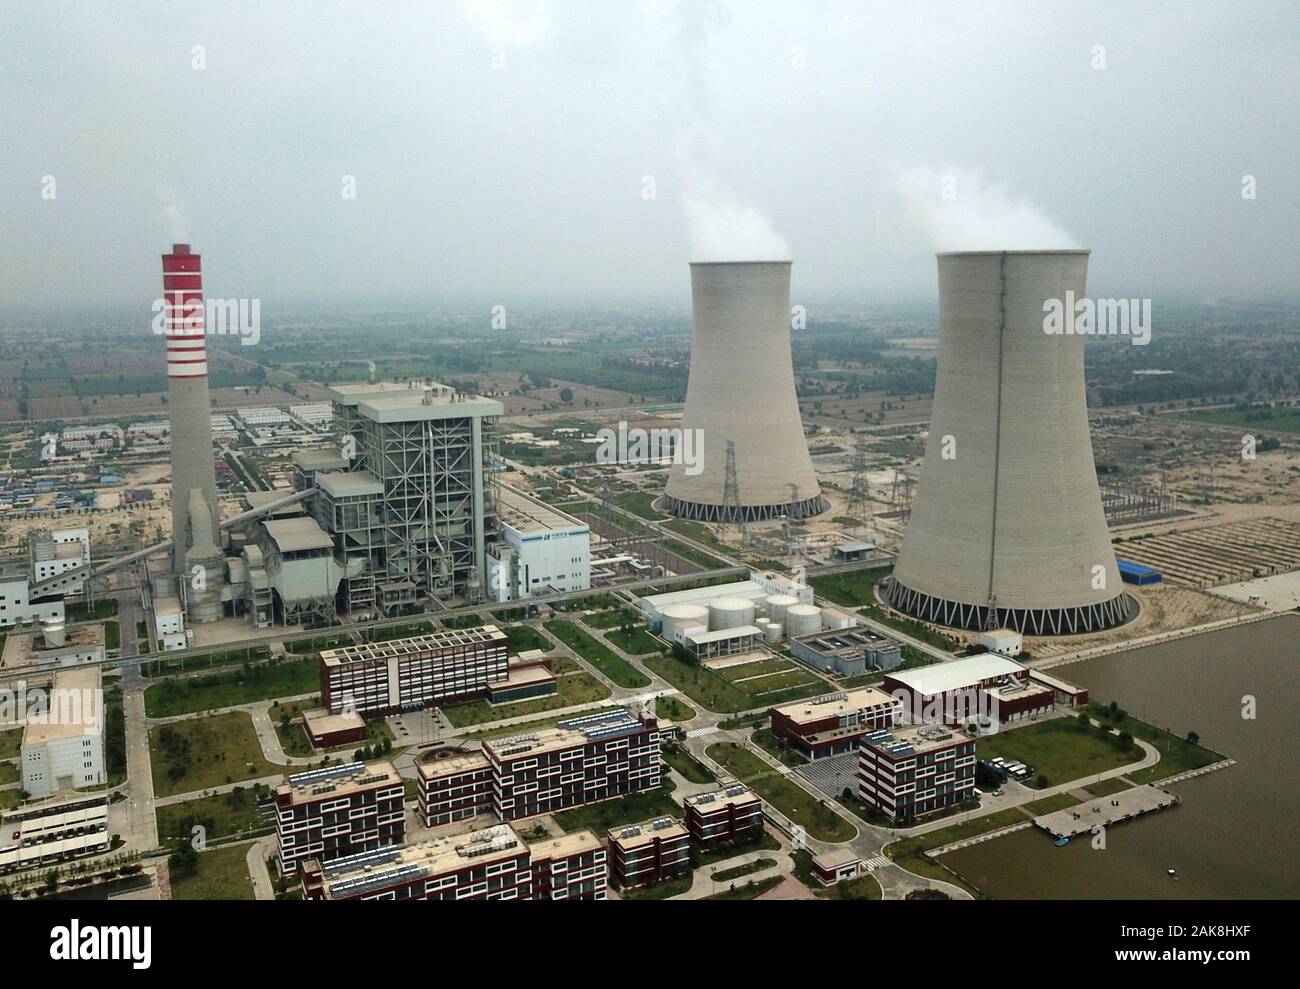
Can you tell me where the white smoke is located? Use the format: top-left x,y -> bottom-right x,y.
155,185 -> 189,244
668,0 -> 789,262
896,167 -> 1078,252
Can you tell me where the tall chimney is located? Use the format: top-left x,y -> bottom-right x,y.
162,244 -> 222,614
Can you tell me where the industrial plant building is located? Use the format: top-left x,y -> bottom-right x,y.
485,487 -> 591,602
300,823 -> 607,902
884,250 -> 1137,635
275,760 -> 406,876
857,724 -> 977,823
883,654 -> 1083,729
769,687 -> 900,759
662,261 -> 827,522
788,628 -> 902,676
19,665 -> 105,798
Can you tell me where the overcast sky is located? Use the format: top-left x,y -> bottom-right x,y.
1,0 -> 1296,309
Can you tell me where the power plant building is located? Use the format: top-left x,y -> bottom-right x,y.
884,251 -> 1136,635
662,262 -> 827,522
485,486 -> 590,602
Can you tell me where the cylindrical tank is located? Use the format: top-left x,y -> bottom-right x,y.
763,621 -> 782,644
43,620 -> 66,647
765,594 -> 799,628
708,595 -> 756,630
785,603 -> 821,637
660,604 -> 709,639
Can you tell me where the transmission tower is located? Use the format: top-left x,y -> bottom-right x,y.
721,439 -> 748,547
844,435 -> 873,535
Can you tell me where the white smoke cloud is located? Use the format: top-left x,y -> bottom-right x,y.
155,185 -> 189,244
896,167 -> 1079,252
668,0 -> 789,262
458,0 -> 554,47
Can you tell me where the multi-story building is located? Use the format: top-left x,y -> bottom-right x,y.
0,562 -> 65,630
20,665 -> 104,798
884,654 -> 1069,727
275,760 -> 405,876
0,795 -> 110,873
300,823 -> 606,901
769,688 -> 900,759
485,486 -> 590,602
857,724 -> 976,823
483,710 -> 662,821
683,784 -> 763,848
320,626 -> 511,716
27,528 -> 90,594
416,751 -> 494,826
607,817 -> 691,888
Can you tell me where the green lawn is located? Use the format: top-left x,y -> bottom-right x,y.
647,655 -> 750,712
268,697 -> 323,757
552,782 -> 680,835
661,743 -> 716,784
706,742 -> 855,842
156,785 -> 272,844
1178,404 -> 1300,434
705,875 -> 784,900
462,705 -> 613,740
169,841 -> 255,900
140,644 -> 272,678
1086,704 -> 1223,785
440,672 -> 611,728
0,762 -> 17,785
502,624 -> 553,653
0,728 -> 21,761
543,620 -> 650,688
66,599 -> 118,622
750,728 -> 809,768
604,626 -> 663,656
149,711 -> 283,797
283,632 -> 355,654
1023,793 -> 1082,815
582,609 -> 638,630
103,620 -> 120,650
144,658 -> 319,717
975,717 -> 1144,789
712,857 -> 777,882
654,695 -> 696,723
1085,777 -> 1134,798
810,567 -> 894,607
618,872 -> 693,900
0,789 -> 19,810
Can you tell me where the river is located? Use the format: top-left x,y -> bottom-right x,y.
941,614 -> 1299,899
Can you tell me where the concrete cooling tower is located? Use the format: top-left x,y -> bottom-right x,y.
661,261 -> 827,522
161,243 -> 225,622
883,250 -> 1136,635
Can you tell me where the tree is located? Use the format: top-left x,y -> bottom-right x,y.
1186,730 -> 1200,746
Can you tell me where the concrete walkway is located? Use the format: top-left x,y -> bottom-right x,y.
245,835 -> 277,901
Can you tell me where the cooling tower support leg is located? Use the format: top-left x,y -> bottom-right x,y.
658,494 -> 829,524
882,578 -> 1137,636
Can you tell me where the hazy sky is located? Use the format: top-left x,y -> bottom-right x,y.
1,0 -> 1296,309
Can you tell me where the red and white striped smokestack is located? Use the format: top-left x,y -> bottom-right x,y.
162,243 -> 208,378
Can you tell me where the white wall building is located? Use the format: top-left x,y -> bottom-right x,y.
29,528 -> 91,592
486,487 -> 590,602
0,566 -> 66,630
20,666 -> 105,798
979,628 -> 1024,656
153,596 -> 189,651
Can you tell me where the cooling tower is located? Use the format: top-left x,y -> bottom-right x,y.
662,261 -> 826,522
883,250 -> 1136,635
161,244 -> 225,620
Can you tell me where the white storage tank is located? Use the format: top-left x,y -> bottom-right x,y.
785,603 -> 822,637
709,595 -> 756,630
765,594 -> 800,629
763,621 -> 782,644
660,604 -> 710,639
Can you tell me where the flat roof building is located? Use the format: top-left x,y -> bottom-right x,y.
683,784 -> 763,848
884,654 -> 1030,725
607,816 -> 690,888
21,665 -> 104,798
0,795 -> 109,873
770,687 -> 900,759
320,625 -> 511,716
788,628 -> 902,677
486,486 -> 591,603
275,760 -> 405,876
300,823 -> 606,901
857,723 -> 976,823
